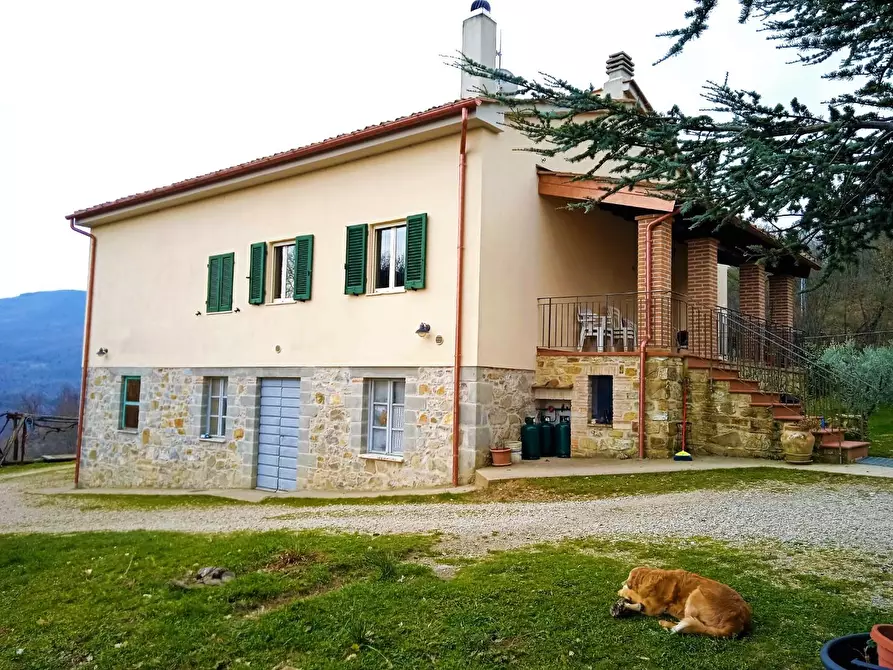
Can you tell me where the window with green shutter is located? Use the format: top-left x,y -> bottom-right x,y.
405,213 -> 427,290
206,252 -> 235,313
248,243 -> 266,305
344,224 -> 368,295
293,235 -> 314,301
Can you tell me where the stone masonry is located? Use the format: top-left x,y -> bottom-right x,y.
79,365 -> 532,491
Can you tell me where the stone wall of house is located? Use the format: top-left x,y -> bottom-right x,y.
79,365 -> 533,491
79,368 -> 257,489
535,354 -> 641,458
686,367 -> 780,458
642,356 -> 685,458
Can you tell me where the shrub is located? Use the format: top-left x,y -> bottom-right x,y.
817,342 -> 893,414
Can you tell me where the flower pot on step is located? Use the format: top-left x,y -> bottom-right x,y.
490,447 -> 512,467
781,424 -> 815,464
871,624 -> 893,669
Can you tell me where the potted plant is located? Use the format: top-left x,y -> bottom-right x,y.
780,418 -> 816,464
489,445 -> 512,467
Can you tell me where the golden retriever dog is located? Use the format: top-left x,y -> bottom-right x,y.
617,567 -> 751,637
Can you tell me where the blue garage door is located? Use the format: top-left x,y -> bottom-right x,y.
256,378 -> 300,491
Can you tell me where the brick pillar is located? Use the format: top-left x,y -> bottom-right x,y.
768,274 -> 795,329
686,237 -> 719,358
637,214 -> 673,349
739,263 -> 767,321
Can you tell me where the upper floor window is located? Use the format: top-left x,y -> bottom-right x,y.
374,224 -> 406,292
206,253 -> 235,313
273,242 -> 296,302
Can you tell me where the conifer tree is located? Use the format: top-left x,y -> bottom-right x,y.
459,0 -> 893,271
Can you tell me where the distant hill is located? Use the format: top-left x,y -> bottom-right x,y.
0,290 -> 85,412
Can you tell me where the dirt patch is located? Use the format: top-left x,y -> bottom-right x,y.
265,549 -> 326,572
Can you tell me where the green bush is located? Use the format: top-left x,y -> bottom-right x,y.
817,342 -> 893,414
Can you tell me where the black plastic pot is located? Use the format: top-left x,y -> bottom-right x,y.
820,633 -> 884,670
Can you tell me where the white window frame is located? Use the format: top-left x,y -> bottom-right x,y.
271,241 -> 296,303
367,379 -> 405,455
203,377 -> 228,437
371,222 -> 407,294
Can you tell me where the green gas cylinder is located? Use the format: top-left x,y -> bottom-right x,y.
521,417 -> 540,460
539,418 -> 555,457
556,416 -> 571,458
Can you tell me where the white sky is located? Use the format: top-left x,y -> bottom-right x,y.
0,0 -> 842,299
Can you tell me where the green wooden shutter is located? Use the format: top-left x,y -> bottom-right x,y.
248,243 -> 267,305
344,224 -> 368,295
293,235 -> 314,301
405,213 -> 428,290
219,253 -> 234,311
206,255 -> 222,312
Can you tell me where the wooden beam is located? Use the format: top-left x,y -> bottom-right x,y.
538,173 -> 675,213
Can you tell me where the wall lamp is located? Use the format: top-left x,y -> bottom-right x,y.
415,322 -> 431,338
96,347 -> 108,357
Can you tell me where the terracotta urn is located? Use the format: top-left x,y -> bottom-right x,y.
781,423 -> 815,464
490,447 -> 512,467
871,624 -> 893,669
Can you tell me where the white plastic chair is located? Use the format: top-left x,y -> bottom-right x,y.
577,308 -> 607,351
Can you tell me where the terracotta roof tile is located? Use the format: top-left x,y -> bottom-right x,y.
67,98 -> 482,221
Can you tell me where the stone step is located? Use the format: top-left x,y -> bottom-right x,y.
750,402 -> 804,420
812,427 -> 847,446
816,441 -> 871,463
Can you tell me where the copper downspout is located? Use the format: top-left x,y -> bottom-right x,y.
637,210 -> 677,459
451,107 -> 470,486
70,219 -> 97,487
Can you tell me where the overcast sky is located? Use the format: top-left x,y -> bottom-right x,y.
0,0 -> 842,299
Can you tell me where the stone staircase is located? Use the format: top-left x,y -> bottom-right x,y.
686,357 -> 870,463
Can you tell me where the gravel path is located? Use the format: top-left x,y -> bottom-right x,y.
4,469 -> 892,555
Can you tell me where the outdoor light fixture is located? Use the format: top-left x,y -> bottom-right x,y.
415,322 -> 431,338
96,347 -> 108,356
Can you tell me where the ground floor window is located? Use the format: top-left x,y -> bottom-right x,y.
590,375 -> 613,424
119,376 -> 141,429
368,379 -> 405,454
203,377 -> 228,437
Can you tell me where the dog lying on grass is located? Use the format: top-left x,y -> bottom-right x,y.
614,567 -> 752,637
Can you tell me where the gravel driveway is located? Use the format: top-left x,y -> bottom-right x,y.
3,468 -> 892,556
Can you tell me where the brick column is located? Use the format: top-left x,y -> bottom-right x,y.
686,237 -> 719,358
637,214 -> 673,349
768,274 -> 795,329
739,262 -> 767,321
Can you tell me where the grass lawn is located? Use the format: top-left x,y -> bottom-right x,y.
869,405 -> 893,458
0,462 -> 72,478
0,531 -> 886,669
62,466 -> 893,511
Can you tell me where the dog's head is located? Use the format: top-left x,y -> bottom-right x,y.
617,567 -> 650,599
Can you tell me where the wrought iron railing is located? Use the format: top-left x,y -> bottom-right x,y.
537,291 -> 875,437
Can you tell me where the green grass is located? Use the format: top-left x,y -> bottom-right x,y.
0,531 -> 887,669
61,466 -> 893,511
0,461 -> 73,478
869,405 -> 893,457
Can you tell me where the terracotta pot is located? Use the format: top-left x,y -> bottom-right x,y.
490,447 -> 512,467
871,624 -> 893,668
781,424 -> 815,464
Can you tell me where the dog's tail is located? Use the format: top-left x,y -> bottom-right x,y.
673,617 -> 743,638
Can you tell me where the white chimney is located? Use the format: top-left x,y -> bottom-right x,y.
460,1 -> 498,98
603,51 -> 635,100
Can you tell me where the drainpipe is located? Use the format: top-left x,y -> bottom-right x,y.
70,218 -> 97,487
451,107 -> 470,486
637,210 -> 677,459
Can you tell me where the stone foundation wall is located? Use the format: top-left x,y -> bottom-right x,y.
536,355 -> 640,458
686,368 -> 780,458
80,368 -> 257,489
79,365 -> 533,491
642,357 -> 685,458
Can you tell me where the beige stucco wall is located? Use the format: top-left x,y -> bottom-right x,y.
88,133 -> 486,369
475,127 -> 642,372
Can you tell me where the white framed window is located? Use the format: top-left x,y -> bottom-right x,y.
272,242 -> 296,302
367,379 -> 405,455
373,224 -> 406,293
203,377 -> 228,437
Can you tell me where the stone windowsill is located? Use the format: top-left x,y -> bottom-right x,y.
199,436 -> 227,443
360,453 -> 404,463
589,421 -> 614,428
117,429 -> 139,435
